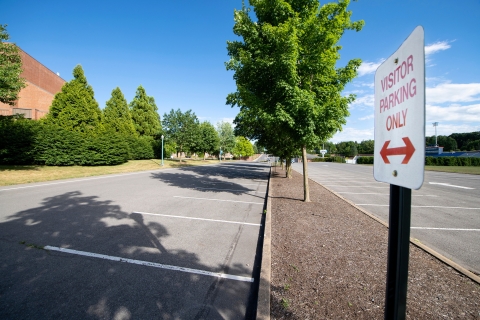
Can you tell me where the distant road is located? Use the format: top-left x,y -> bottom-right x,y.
293,162 -> 480,275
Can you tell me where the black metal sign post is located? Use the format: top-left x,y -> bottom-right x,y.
384,184 -> 412,320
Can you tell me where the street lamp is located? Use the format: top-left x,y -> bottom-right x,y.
161,135 -> 164,166
219,147 -> 222,162
432,122 -> 439,146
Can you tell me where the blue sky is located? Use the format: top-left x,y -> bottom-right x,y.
2,0 -> 479,143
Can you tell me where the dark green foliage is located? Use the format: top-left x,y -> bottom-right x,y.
336,141 -> 358,157
103,87 -> 136,136
44,65 -> 103,134
425,135 -> 457,151
162,109 -> 200,161
34,125 -> 128,166
130,86 -> 161,137
358,140 -> 374,154
197,121 -> 220,158
449,132 -> 480,151
0,25 -> 26,105
0,115 -> 39,164
124,135 -> 155,160
356,157 -> 374,164
464,140 -> 480,151
425,157 -> 480,166
312,156 -> 345,163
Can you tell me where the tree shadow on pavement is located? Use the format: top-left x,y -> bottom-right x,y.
150,163 -> 269,201
0,191 -> 258,319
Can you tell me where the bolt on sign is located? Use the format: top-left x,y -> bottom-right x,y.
374,26 -> 425,190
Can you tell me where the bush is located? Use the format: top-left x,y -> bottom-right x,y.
125,135 -> 155,160
425,157 -> 480,166
0,115 -> 40,164
357,157 -> 374,164
35,125 -> 129,166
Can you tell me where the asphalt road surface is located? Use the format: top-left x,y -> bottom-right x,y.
0,162 -> 270,319
293,162 -> 480,275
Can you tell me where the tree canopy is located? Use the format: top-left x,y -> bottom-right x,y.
0,24 -> 26,105
162,109 -> 200,162
226,0 -> 363,200
129,85 -> 161,137
197,121 -> 220,160
232,136 -> 255,158
217,121 -> 236,159
103,87 -> 136,136
45,65 -> 103,134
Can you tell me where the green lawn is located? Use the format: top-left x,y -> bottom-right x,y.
0,159 -> 221,186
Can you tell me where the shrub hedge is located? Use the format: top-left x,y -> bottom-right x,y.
312,156 -> 345,163
0,115 -> 40,165
425,156 -> 480,166
357,157 -> 374,164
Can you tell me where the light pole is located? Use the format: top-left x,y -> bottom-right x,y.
219,147 -> 222,162
161,135 -> 164,166
432,122 -> 439,146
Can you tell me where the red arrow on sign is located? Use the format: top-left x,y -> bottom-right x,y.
380,137 -> 416,164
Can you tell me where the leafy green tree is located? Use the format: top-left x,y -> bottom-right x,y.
426,135 -> 457,151
217,121 -> 236,160
103,87 -> 136,136
0,25 -> 26,105
197,121 -> 220,160
465,140 -> 480,151
162,109 -> 200,162
130,85 -> 161,137
358,140 -> 374,154
232,136 -> 254,158
44,65 -> 103,134
226,0 -> 363,201
0,115 -> 39,164
449,132 -> 480,150
336,141 -> 358,157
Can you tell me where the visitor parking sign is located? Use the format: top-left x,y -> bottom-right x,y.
374,26 -> 425,190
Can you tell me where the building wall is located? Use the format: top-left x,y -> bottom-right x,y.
0,47 -> 65,120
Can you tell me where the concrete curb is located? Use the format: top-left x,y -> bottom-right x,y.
256,167 -> 272,320
313,179 -> 480,285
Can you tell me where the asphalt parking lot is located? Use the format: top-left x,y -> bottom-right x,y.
293,162 -> 480,275
0,162 -> 270,319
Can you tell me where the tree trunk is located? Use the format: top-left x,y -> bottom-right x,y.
286,157 -> 292,178
302,145 -> 310,202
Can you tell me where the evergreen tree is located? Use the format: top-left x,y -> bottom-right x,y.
0,25 -> 26,105
103,87 -> 136,136
44,65 -> 103,134
129,85 -> 161,137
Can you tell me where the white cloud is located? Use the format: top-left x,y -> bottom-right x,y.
425,122 -> 480,137
357,60 -> 385,77
426,83 -> 480,104
359,114 -> 374,121
330,127 -> 374,143
426,103 -> 480,122
349,94 -> 374,109
425,41 -> 451,56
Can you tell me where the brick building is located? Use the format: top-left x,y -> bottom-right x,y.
0,47 -> 65,120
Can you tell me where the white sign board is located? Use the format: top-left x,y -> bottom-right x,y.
374,26 -> 425,190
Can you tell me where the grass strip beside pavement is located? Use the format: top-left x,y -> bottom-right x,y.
0,159 -> 219,186
424,165 -> 480,175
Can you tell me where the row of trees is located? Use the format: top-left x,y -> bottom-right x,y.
317,131 -> 480,158
226,0 -> 364,201
0,60 -> 255,165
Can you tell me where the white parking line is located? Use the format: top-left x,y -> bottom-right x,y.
356,204 -> 480,210
324,186 -> 389,188
132,211 -> 261,226
337,192 -> 438,197
173,196 -> 264,205
192,187 -> 264,194
44,246 -> 254,282
411,227 -> 480,231
429,182 -> 475,190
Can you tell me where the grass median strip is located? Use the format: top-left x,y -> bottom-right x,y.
0,159 -> 217,187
